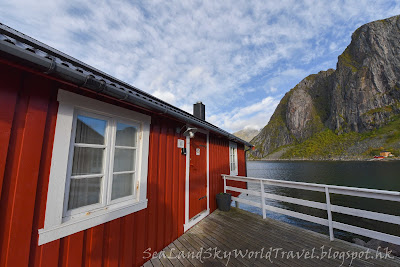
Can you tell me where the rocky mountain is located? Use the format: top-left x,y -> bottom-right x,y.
233,128 -> 260,142
251,15 -> 400,159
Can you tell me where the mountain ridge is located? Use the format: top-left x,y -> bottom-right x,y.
250,15 -> 400,160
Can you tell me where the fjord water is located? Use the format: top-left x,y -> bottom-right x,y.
242,160 -> 400,242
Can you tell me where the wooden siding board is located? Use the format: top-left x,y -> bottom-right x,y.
29,88 -> 59,267
0,75 -> 29,267
83,224 -> 104,267
58,232 -> 84,267
37,240 -> 61,267
0,74 -> 51,267
146,123 -> 159,252
156,126 -> 167,250
164,127 -> 174,245
0,65 -> 20,199
119,214 -> 134,267
103,220 -> 121,267
134,210 -> 146,266
171,132 -> 180,241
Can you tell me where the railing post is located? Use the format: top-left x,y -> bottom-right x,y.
325,187 -> 334,241
223,175 -> 226,193
260,180 -> 266,219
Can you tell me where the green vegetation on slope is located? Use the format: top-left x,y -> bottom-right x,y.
280,115 -> 400,159
282,129 -> 359,158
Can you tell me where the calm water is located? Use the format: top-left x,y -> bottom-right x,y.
238,160 -> 400,243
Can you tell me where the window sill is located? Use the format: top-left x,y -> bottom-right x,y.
38,199 -> 147,245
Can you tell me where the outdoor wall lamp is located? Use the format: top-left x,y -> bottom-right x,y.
183,127 -> 198,138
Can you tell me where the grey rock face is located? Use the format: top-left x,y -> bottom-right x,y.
329,15 -> 400,133
286,88 -> 313,141
251,70 -> 333,157
250,15 -> 400,158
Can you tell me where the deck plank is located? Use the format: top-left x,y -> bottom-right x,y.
152,208 -> 400,266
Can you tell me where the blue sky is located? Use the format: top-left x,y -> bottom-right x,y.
1,1 -> 400,132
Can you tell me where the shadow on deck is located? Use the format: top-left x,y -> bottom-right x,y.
144,208 -> 400,266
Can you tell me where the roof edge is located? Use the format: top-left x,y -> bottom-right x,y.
0,23 -> 252,147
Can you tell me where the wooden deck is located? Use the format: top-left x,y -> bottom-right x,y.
143,208 -> 400,266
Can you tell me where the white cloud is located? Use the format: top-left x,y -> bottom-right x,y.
208,96 -> 280,132
1,0 -> 400,132
269,87 -> 278,93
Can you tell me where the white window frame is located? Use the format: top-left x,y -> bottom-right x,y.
38,90 -> 151,245
229,141 -> 238,176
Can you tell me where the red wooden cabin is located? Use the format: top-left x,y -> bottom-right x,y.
0,24 -> 251,266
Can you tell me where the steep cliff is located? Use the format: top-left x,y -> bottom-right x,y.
250,15 -> 400,159
330,16 -> 400,133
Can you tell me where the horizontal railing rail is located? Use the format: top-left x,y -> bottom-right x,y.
222,174 -> 400,246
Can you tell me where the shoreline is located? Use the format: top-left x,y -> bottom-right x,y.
247,157 -> 400,162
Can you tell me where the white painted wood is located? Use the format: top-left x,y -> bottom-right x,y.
333,221 -> 400,246
222,174 -> 400,201
39,200 -> 148,245
331,205 -> 400,225
264,193 -> 327,210
184,210 -> 210,232
328,188 -> 400,202
222,174 -> 400,246
260,180 -> 266,219
44,103 -> 74,229
231,196 -> 262,208
225,186 -> 261,196
206,131 -> 210,213
184,127 -> 210,230
229,142 -> 238,176
223,176 -> 227,193
264,204 -> 329,226
40,90 -> 151,245
185,135 -> 190,226
325,187 -> 334,241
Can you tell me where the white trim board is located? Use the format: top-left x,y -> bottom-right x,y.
39,89 -> 151,245
184,127 -> 210,232
184,210 -> 210,232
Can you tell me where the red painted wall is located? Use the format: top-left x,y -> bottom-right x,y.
0,60 -> 247,267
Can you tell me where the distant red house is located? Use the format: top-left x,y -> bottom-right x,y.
0,24 -> 251,266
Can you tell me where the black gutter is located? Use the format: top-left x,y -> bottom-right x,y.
0,23 -> 253,147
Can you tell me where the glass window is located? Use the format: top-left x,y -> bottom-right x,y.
111,122 -> 137,201
40,90 -> 151,246
65,115 -> 140,214
229,142 -> 238,175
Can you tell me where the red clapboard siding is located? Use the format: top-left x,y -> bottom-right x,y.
28,87 -> 59,267
119,214 -> 134,267
208,135 -> 247,213
84,224 -> 105,267
0,60 -> 247,267
146,123 -> 160,252
0,64 -> 20,199
0,73 -> 52,267
164,127 -> 174,245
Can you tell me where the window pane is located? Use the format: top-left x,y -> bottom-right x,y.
75,115 -> 106,144
113,148 -> 136,172
72,147 -> 104,175
111,173 -> 134,200
116,123 -> 137,147
68,177 -> 101,210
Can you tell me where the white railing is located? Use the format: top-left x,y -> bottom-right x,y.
222,175 -> 400,245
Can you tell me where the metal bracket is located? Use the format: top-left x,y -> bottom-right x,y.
81,74 -> 95,88
118,92 -> 129,101
44,56 -> 56,74
95,80 -> 106,94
